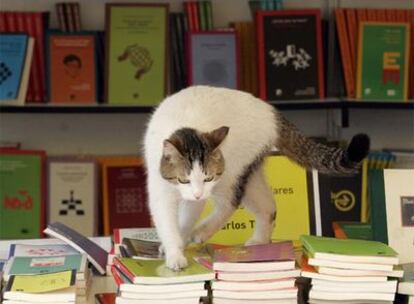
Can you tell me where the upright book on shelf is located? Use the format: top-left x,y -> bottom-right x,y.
256,9 -> 324,100
0,149 -> 46,239
187,30 -> 239,89
47,157 -> 98,237
0,34 -> 34,105
356,22 -> 410,101
47,33 -> 97,103
105,3 -> 169,105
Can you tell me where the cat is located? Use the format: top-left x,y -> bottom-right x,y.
143,86 -> 369,271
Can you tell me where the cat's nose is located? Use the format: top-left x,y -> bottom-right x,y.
193,192 -> 202,200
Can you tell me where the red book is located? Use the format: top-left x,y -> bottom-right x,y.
0,12 -> 6,32
102,158 -> 151,236
24,13 -> 41,103
95,293 -> 116,304
184,2 -> 195,31
5,12 -> 17,32
33,12 -> 47,102
190,1 -> 200,32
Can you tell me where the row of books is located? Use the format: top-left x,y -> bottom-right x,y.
1,4 -> 413,107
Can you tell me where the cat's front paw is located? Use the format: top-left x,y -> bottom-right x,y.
165,250 -> 188,271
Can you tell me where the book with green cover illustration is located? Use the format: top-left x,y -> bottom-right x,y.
300,235 -> 398,264
106,3 -> 168,105
356,22 -> 410,101
3,254 -> 87,280
0,150 -> 45,239
115,255 -> 215,284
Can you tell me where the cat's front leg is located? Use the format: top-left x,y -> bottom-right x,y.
147,184 -> 187,271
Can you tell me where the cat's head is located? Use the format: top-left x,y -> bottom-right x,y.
160,126 -> 229,202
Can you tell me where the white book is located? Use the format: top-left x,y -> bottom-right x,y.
8,243 -> 79,258
317,266 -> 403,278
3,302 -> 75,304
308,258 -> 394,271
4,285 -> 77,303
120,281 -> 206,293
311,279 -> 397,293
121,289 -> 208,300
213,260 -> 295,272
47,157 -> 98,237
301,270 -> 387,282
213,287 -> 298,300
216,269 -> 300,282
409,296 -> 414,304
309,290 -> 395,301
308,300 -> 392,304
213,299 -> 297,304
116,298 -> 201,304
212,278 -> 295,291
384,169 -> 414,264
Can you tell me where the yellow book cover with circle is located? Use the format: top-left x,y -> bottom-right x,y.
200,154 -> 316,245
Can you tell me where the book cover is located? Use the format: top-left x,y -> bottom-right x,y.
200,154 -> 315,244
0,149 -> 45,239
214,241 -> 295,263
43,222 -> 108,275
48,33 -> 97,103
122,237 -> 161,259
256,9 -> 324,100
384,169 -> 414,264
102,158 -> 151,236
187,31 -> 239,89
47,157 -> 98,236
369,169 -> 388,244
300,235 -> 398,262
113,227 -> 159,245
317,170 -> 363,237
356,22 -> 410,101
8,243 -> 79,258
115,256 -> 214,284
0,34 -> 28,101
5,270 -> 75,293
4,254 -> 86,279
105,3 -> 168,105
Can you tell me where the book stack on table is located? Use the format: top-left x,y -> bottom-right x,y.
205,241 -> 300,304
300,235 -> 403,304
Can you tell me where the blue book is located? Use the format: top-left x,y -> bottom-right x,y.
0,34 -> 29,101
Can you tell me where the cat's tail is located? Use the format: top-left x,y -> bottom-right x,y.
275,113 -> 370,174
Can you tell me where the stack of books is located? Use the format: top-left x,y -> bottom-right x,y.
300,235 -> 403,304
205,241 -> 300,304
112,253 -> 214,304
1,243 -> 91,303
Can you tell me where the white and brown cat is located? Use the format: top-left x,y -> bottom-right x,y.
143,86 -> 369,270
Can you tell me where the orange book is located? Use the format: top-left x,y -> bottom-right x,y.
385,9 -> 396,22
345,9 -> 357,76
376,9 -> 387,22
48,34 -> 97,103
335,9 -> 355,98
367,9 -> 377,21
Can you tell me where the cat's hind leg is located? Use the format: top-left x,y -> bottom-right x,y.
243,167 -> 276,246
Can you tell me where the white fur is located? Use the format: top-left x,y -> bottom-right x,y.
144,86 -> 279,270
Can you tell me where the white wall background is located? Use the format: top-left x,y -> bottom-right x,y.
0,0 -> 413,155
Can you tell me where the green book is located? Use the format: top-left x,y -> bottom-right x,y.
356,22 -> 410,101
300,235 -> 398,265
3,254 -> 87,282
205,1 -> 213,30
198,1 -> 207,31
337,222 -> 373,240
0,150 -> 45,239
115,256 -> 215,284
369,169 -> 388,244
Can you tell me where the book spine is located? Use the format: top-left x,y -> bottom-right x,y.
205,1 -> 213,30
65,3 -> 75,32
367,9 -> 377,22
5,12 -> 17,32
184,2 -> 194,32
113,258 -> 135,283
0,12 -> 7,32
256,12 -> 266,99
345,9 -> 357,77
191,1 -> 199,32
111,265 -> 124,286
335,9 -> 354,98
33,12 -> 47,102
198,1 -> 206,31
248,22 -> 258,96
56,3 -> 67,32
73,3 -> 82,32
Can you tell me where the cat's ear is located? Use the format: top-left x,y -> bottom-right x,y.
207,126 -> 229,151
163,139 -> 182,159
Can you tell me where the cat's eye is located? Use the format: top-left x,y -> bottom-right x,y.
204,176 -> 214,182
177,177 -> 190,184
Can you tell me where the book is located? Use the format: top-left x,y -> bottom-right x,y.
316,265 -> 403,278
309,289 -> 395,301
369,169 -> 388,244
300,235 -> 399,265
398,263 -> 414,296
113,227 -> 159,244
383,169 -> 414,264
122,237 -> 161,260
0,34 -> 34,105
115,298 -> 203,304
102,158 -> 151,236
113,256 -> 215,284
199,154 -> 316,244
120,281 -> 206,293
213,288 -> 298,300
308,258 -> 394,272
212,278 -> 295,291
212,241 -> 295,272
187,30 -> 239,89
3,254 -> 87,281
43,222 -> 108,275
256,9 -> 324,100
119,290 -> 208,300
47,33 -> 97,103
214,299 -> 297,304
47,157 -> 98,236
105,3 -> 169,105
216,269 -> 301,282
317,170 -> 363,237
95,293 -> 117,304
4,271 -> 76,303
8,243 -> 79,258
356,22 -> 411,101
0,149 -> 46,239
311,279 -> 398,293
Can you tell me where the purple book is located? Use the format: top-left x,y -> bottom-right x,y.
213,241 -> 295,263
